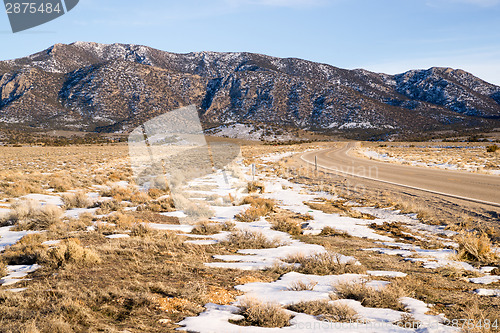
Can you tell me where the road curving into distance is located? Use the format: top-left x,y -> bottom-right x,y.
301,142 -> 500,208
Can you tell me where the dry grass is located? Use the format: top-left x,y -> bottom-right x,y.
4,201 -> 63,230
226,229 -> 285,249
1,179 -> 43,197
147,188 -> 168,199
96,199 -> 123,215
205,286 -> 241,305
232,298 -> 292,328
287,300 -> 360,322
43,238 -> 101,268
287,280 -> 318,291
280,252 -> 366,276
436,265 -> 482,279
154,297 -> 203,314
320,226 -> 351,238
271,216 -> 302,235
130,191 -> 151,204
130,223 -> 155,237
2,234 -> 47,265
247,181 -> 265,194
62,191 -> 93,209
101,185 -> 133,202
306,199 -> 375,220
235,197 -> 275,222
454,231 -> 499,265
49,176 -> 75,192
105,212 -> 136,229
0,260 -> 7,277
393,313 -> 422,330
191,221 -> 224,235
333,281 -> 409,312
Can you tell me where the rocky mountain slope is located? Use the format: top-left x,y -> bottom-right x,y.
0,41 -> 499,135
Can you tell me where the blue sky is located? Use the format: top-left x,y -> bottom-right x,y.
1,0 -> 500,84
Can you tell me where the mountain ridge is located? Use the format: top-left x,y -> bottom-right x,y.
1,41 -> 499,136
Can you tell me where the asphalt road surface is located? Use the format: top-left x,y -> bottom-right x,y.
301,142 -> 500,208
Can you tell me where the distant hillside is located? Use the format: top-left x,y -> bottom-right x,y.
1,41 -> 499,137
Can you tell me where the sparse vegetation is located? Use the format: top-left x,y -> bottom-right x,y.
288,300 -> 360,322
235,196 -> 275,222
96,199 -> 123,215
191,221 -> 224,235
1,141 -> 499,331
0,260 -> 7,277
136,197 -> 175,213
320,226 -> 351,237
247,181 -> 265,194
334,281 -> 408,312
454,231 -> 499,265
226,229 -> 285,249
62,191 -> 93,209
287,280 -> 318,291
281,252 -> 366,275
232,298 -> 292,328
486,144 -> 498,153
271,216 -> 302,235
4,201 -> 63,230
44,238 -> 101,268
306,199 -> 375,220
393,313 -> 421,329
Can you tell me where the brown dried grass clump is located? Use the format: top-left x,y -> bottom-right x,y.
454,231 -> 499,265
154,297 -> 202,314
226,229 -> 284,249
283,252 -> 366,276
62,191 -> 93,209
102,185 -> 133,202
105,212 -> 136,229
191,221 -> 223,235
205,286 -> 241,305
271,217 -> 302,235
49,174 -> 76,192
235,197 -> 275,222
247,181 -> 265,194
2,234 -> 46,265
334,281 -> 408,312
393,314 -> 422,329
96,199 -> 123,215
287,280 -> 318,291
306,200 -> 375,220
130,223 -> 156,238
288,300 -> 360,322
0,260 -> 7,277
44,238 -> 101,267
320,227 -> 351,238
130,191 -> 151,204
6,201 -> 63,230
233,298 -> 291,328
2,179 -> 42,197
34,205 -> 64,230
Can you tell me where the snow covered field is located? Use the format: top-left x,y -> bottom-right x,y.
0,143 -> 498,331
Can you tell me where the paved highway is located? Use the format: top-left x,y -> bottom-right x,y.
301,142 -> 500,208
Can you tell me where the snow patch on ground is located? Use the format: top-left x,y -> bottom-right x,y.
473,289 -> 500,296
0,226 -> 36,252
365,242 -> 475,271
0,264 -> 40,286
469,275 -> 500,285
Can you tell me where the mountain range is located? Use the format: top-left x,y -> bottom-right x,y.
1,41 -> 499,137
